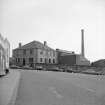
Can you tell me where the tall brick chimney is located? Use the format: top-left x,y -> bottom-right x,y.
81,29 -> 85,57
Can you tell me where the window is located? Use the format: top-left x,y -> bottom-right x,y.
23,49 -> 26,55
30,49 -> 33,55
18,58 -> 20,62
40,51 -> 43,55
53,51 -> 56,57
45,58 -> 47,63
53,59 -> 55,63
29,58 -> 33,63
48,52 -> 50,56
49,59 -> 51,63
16,58 -> 18,63
40,58 -> 43,62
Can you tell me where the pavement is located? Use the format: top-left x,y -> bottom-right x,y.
15,70 -> 105,105
0,69 -> 21,105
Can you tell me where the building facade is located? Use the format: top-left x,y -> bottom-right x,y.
0,34 -> 10,75
56,49 -> 90,66
12,41 -> 57,67
56,49 -> 76,66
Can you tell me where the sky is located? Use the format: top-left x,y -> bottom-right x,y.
0,0 -> 105,62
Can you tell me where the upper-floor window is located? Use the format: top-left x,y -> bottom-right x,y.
23,49 -> 26,55
40,51 -> 43,55
16,58 -> 17,63
53,51 -> 56,57
45,58 -> 47,63
48,51 -> 51,56
30,49 -> 33,55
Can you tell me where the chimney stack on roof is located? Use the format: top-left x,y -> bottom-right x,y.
44,41 -> 47,46
19,43 -> 22,48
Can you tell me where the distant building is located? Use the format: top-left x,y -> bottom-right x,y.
12,41 -> 57,67
56,49 -> 90,66
0,34 -> 10,75
56,49 -> 76,66
91,59 -> 105,67
75,54 -> 90,66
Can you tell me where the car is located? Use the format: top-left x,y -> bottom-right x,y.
47,67 -> 61,72
22,65 -> 33,70
10,65 -> 20,69
35,66 -> 43,70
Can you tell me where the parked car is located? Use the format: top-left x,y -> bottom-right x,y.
35,66 -> 43,70
10,65 -> 21,69
47,67 -> 61,72
22,65 -> 33,70
81,69 -> 101,75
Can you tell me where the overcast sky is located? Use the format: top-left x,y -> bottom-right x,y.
0,0 -> 105,62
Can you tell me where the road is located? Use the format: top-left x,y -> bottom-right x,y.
15,70 -> 105,105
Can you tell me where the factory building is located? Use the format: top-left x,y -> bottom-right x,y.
56,49 -> 90,66
56,29 -> 90,66
12,41 -> 57,67
12,29 -> 90,68
56,49 -> 76,66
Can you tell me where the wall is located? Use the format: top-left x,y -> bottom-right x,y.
37,48 -> 57,64
58,54 -> 76,66
0,34 -> 10,75
76,55 -> 90,66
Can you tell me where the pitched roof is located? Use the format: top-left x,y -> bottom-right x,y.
14,41 -> 54,51
92,59 -> 105,67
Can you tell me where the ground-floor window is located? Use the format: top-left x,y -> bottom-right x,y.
18,58 -> 20,62
53,59 -> 55,64
40,58 -> 43,62
45,58 -> 47,63
23,58 -> 26,66
29,58 -> 33,63
49,58 -> 51,63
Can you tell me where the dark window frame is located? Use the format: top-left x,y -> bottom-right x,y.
53,59 -> 55,63
40,58 -> 43,62
23,49 -> 26,55
30,49 -> 33,55
49,58 -> 51,63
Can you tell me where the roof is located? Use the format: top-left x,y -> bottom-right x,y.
92,59 -> 105,67
56,49 -> 75,55
14,41 -> 54,51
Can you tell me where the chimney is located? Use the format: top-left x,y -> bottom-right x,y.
19,43 -> 22,48
81,29 -> 85,57
44,41 -> 47,46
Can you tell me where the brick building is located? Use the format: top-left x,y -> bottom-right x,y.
56,29 -> 90,67
12,41 -> 57,67
0,34 -> 10,75
56,49 -> 90,66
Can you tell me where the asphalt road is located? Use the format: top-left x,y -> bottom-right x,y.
15,70 -> 105,105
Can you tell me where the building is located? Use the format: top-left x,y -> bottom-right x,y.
12,41 -> 57,67
75,54 -> 90,66
56,29 -> 90,66
91,59 -> 105,67
56,49 -> 90,66
0,34 -> 10,75
56,49 -> 76,66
